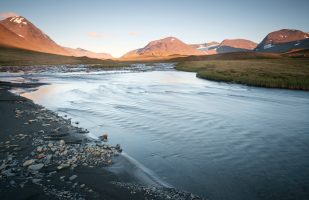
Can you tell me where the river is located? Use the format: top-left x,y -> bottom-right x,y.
3,63 -> 309,200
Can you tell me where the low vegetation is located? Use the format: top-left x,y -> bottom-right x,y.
0,47 -> 126,68
175,59 -> 309,90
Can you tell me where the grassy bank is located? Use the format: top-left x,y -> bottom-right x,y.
175,59 -> 309,90
0,47 -> 126,68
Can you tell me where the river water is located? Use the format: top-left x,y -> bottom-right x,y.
3,64 -> 309,200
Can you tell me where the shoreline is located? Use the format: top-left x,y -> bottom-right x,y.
0,81 -> 203,200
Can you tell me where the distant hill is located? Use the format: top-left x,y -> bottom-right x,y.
255,29 -> 309,52
64,47 -> 113,59
121,37 -> 205,60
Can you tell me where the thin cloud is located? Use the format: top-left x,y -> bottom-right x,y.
87,32 -> 105,39
128,32 -> 140,36
0,12 -> 19,20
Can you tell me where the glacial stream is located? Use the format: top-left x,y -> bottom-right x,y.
3,64 -> 309,200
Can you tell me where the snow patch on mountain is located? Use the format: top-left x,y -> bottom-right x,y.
9,16 -> 25,24
264,44 -> 274,49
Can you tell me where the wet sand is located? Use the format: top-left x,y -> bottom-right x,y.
0,81 -> 202,200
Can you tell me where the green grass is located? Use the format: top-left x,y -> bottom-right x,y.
0,47 -> 127,68
175,59 -> 309,90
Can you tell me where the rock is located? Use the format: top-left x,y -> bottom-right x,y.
80,184 -> 85,188
48,143 -> 53,148
62,150 -> 68,156
0,163 -> 7,171
69,175 -> 77,181
37,153 -> 45,159
57,163 -> 70,170
115,144 -> 122,152
37,146 -> 43,153
10,180 -> 16,185
44,155 -> 52,165
1,169 -> 15,177
28,163 -> 44,171
99,134 -> 108,142
29,119 -> 37,123
22,159 -> 35,167
59,140 -> 66,146
32,179 -> 41,184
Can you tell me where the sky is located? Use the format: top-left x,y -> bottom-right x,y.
0,0 -> 309,57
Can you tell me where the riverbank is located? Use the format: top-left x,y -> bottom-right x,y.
0,81 -> 202,200
175,59 -> 309,90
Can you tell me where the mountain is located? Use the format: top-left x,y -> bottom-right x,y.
190,42 -> 219,55
64,47 -> 113,59
121,37 -> 205,59
255,29 -> 309,52
0,16 -> 112,59
216,39 -> 257,54
0,24 -> 33,49
0,16 -> 69,55
190,39 -> 257,54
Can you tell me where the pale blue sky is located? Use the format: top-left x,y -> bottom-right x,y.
0,0 -> 308,57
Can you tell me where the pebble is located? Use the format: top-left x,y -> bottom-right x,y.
57,163 -> 70,170
22,159 -> 35,167
37,146 -> 43,153
99,134 -> 108,142
2,169 -> 15,177
0,163 -> 7,171
115,144 -> 122,152
59,140 -> 65,146
44,155 -> 52,165
69,175 -> 77,181
32,179 -> 41,184
28,163 -> 44,171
